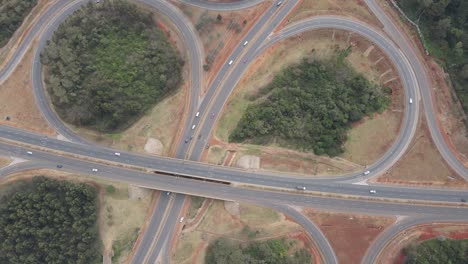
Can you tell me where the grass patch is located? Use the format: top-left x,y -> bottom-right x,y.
111,228 -> 140,263
187,196 -> 205,219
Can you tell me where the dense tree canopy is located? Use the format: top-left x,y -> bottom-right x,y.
205,238 -> 312,264
41,0 -> 183,131
0,177 -> 100,264
230,58 -> 390,156
0,0 -> 37,47
397,0 -> 468,114
404,238 -> 468,264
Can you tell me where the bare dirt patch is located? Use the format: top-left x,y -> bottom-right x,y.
376,0 -> 468,165
376,114 -> 467,187
304,208 -> 395,264
171,0 -> 269,90
284,0 -> 382,28
172,200 -> 316,263
0,169 -> 153,263
377,223 -> 468,264
0,45 -> 56,136
207,29 -> 403,176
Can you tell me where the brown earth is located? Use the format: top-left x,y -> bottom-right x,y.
376,0 -> 468,166
284,0 -> 382,29
375,113 -> 467,187
172,200 -> 318,263
171,0 -> 269,91
304,208 -> 395,264
377,223 -> 468,264
0,44 -> 56,136
205,28 -> 403,176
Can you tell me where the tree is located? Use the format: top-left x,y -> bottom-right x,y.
216,14 -> 222,22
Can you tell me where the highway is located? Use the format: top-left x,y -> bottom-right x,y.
179,0 -> 264,11
0,0 -> 467,262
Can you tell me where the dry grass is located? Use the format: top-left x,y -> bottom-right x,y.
0,156 -> 11,168
305,209 -> 395,264
210,29 -> 403,175
0,169 -> 153,262
0,45 -> 56,136
172,0 -> 269,88
377,116 -> 467,187
285,0 -> 381,28
172,200 -> 307,263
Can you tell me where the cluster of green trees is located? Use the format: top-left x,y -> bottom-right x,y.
230,58 -> 390,156
205,237 -> 312,264
0,176 -> 100,264
397,0 -> 468,115
41,0 -> 183,132
404,237 -> 468,264
0,0 -> 38,47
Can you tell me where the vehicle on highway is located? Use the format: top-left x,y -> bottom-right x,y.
92,168 -> 98,172
198,134 -> 202,140
195,111 -> 200,117
277,1 -> 282,6
243,40 -> 249,46
27,151 -> 32,155
166,192 -> 171,196
210,113 -> 215,119
56,164 -> 63,168
369,189 -> 377,194
114,152 -> 121,156
206,144 -> 210,149
185,138 -> 189,143
296,186 -> 306,191
191,125 -> 196,130
179,217 -> 184,223
364,170 -> 371,175
190,135 -> 193,140
461,198 -> 466,203
228,60 -> 233,65
409,98 -> 413,104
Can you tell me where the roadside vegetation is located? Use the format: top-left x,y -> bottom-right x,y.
230,55 -> 390,156
205,237 -> 311,264
0,0 -> 38,47
397,0 -> 468,114
41,0 -> 183,132
0,176 -> 100,263
403,238 -> 468,264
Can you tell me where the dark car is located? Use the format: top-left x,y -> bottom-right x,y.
461,198 -> 466,203
56,165 -> 63,169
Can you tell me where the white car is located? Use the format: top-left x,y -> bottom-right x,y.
27,151 -> 33,155
114,152 -> 121,156
364,170 -> 370,175
296,186 -> 306,191
409,98 -> 413,104
92,168 -> 98,172
277,1 -> 282,6
195,112 -> 200,117
179,217 -> 184,223
243,40 -> 249,46
369,190 -> 377,194
228,60 -> 233,65
191,125 -> 196,130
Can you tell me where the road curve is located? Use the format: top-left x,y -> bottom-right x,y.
269,204 -> 337,264
363,0 -> 467,180
178,0 -> 264,11
29,0 -> 203,144
362,216 -> 468,264
188,15 -> 419,183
